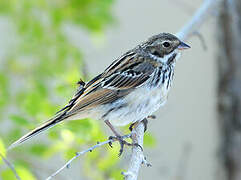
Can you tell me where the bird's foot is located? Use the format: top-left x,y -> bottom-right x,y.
129,118 -> 149,132
147,115 -> 156,119
108,135 -> 143,156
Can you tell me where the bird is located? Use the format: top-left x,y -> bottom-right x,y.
8,33 -> 190,153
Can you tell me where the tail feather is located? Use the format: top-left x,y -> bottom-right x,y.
8,116 -> 64,150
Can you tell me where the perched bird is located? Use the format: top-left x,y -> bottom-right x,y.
8,33 -> 190,153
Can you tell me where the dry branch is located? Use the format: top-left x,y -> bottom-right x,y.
46,134 -> 131,180
176,0 -> 219,41
122,121 -> 151,180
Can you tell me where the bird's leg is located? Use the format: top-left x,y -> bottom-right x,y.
142,118 -> 148,132
147,115 -> 156,119
129,118 -> 149,132
129,122 -> 138,132
105,120 -> 141,156
105,120 -> 121,137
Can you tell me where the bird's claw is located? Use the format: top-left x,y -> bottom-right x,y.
108,137 -> 113,148
108,136 -> 142,156
133,143 -> 143,152
129,123 -> 136,132
147,115 -> 156,119
129,118 -> 149,132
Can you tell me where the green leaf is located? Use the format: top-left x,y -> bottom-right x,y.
144,132 -> 156,147
29,143 -> 48,157
17,167 -> 36,180
48,128 -> 60,140
64,148 -> 77,160
97,145 -> 119,171
1,169 -> 16,180
1,166 -> 36,180
5,128 -> 22,143
22,92 -> 42,116
110,169 -> 124,180
66,119 -> 93,139
10,115 -> 29,126
0,138 -> 6,164
18,166 -> 36,180
61,129 -> 75,144
0,73 -> 9,108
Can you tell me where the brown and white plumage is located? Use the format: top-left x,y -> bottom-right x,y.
8,33 -> 190,150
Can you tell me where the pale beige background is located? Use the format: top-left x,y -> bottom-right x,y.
0,0 -> 220,179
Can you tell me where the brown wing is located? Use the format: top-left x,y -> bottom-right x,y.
67,70 -> 150,113
55,73 -> 103,115
102,70 -> 149,90
62,52 -> 155,117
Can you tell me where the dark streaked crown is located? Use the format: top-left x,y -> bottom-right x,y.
142,33 -> 181,58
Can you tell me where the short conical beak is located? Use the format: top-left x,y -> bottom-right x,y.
178,41 -> 191,50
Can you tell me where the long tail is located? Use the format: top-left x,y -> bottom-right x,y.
8,81 -> 86,150
8,114 -> 66,150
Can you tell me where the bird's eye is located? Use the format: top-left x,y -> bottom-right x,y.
163,42 -> 170,48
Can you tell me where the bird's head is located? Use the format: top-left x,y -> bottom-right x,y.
142,33 -> 190,65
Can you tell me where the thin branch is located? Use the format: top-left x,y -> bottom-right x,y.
122,121 -> 151,180
45,133 -> 132,180
192,31 -> 208,50
176,0 -> 219,41
0,152 -> 21,180
10,152 -> 65,180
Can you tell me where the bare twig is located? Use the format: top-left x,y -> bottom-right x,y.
80,60 -> 88,81
45,133 -> 132,180
0,152 -> 21,180
123,120 -> 151,180
176,0 -> 219,41
192,31 -> 208,50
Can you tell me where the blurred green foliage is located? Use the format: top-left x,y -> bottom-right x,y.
0,138 -> 6,164
0,0 -> 155,179
0,0 -> 118,179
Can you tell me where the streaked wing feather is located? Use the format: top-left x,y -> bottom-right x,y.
67,88 -> 129,113
102,70 -> 149,90
55,73 -> 103,115
62,53 -> 156,117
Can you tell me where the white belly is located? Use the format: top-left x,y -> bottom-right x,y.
102,82 -> 171,126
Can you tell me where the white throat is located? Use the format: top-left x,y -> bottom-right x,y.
162,50 -> 178,64
150,49 -> 180,65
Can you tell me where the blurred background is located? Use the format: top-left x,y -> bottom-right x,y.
0,0 -> 240,180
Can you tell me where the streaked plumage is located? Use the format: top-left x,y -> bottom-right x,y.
8,33 -> 190,150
